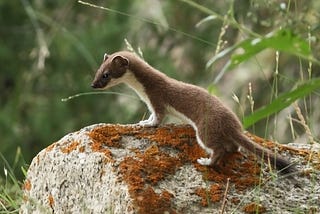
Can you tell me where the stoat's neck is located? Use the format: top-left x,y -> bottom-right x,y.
122,71 -> 154,113
126,53 -> 169,87
118,52 -> 170,121
122,72 -> 146,98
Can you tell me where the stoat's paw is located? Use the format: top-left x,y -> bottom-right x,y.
197,158 -> 212,166
138,120 -> 157,127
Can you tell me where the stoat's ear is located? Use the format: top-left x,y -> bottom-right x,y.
103,53 -> 109,61
112,55 -> 129,68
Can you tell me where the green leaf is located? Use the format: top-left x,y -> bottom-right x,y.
208,29 -> 318,83
229,29 -> 312,69
243,78 -> 320,128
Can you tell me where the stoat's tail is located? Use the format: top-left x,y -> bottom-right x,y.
233,131 -> 297,174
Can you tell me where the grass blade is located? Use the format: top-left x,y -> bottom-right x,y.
243,78 -> 320,128
209,29 -> 319,82
229,29 -> 314,69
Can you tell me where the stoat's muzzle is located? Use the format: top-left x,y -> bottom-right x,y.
91,74 -> 110,89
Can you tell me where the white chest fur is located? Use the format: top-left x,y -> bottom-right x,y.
122,71 -> 157,126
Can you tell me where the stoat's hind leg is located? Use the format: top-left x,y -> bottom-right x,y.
197,147 -> 226,166
197,157 -> 212,166
194,125 -> 226,166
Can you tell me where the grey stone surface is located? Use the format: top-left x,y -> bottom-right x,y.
20,123 -> 320,214
20,124 -> 133,214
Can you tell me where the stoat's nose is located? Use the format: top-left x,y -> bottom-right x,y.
91,82 -> 98,88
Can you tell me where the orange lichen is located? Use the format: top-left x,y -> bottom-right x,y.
36,155 -> 40,165
48,194 -> 54,208
87,124 -> 316,212
195,184 -> 224,207
197,152 -> 260,189
78,146 -> 85,153
89,125 -> 187,213
88,125 -> 132,148
243,202 -> 266,213
245,132 -> 320,170
23,179 -> 32,191
194,151 -> 261,206
210,184 -> 224,202
135,187 -> 176,214
60,141 -> 80,154
45,143 -> 56,152
118,142 -> 180,213
90,140 -> 114,162
88,125 -> 139,162
89,124 -> 263,212
133,144 -> 181,184
195,188 -> 209,207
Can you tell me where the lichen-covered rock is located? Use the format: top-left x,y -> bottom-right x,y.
20,124 -> 133,214
20,124 -> 320,214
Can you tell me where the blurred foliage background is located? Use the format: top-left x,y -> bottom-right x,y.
1,0 -> 320,183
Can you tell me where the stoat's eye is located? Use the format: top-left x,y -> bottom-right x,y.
102,73 -> 109,79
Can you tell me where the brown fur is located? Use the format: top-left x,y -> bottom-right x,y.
92,51 -> 296,174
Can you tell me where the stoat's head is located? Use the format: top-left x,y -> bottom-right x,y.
91,53 -> 129,89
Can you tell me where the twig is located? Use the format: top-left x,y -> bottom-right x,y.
220,178 -> 230,214
293,102 -> 315,145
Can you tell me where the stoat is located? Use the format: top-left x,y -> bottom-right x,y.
91,51 -> 296,174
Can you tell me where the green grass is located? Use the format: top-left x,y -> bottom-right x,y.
0,177 -> 22,213
0,151 -> 25,213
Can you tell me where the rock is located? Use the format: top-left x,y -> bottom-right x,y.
20,124 -> 320,214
